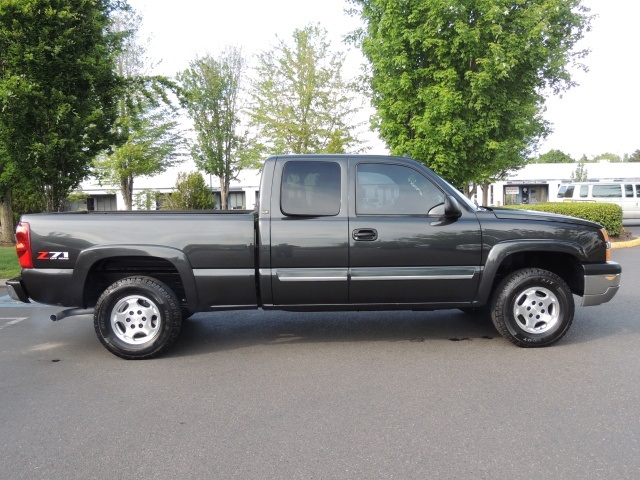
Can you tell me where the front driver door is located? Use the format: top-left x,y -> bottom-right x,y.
348,160 -> 482,306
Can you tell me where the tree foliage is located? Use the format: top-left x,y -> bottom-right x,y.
534,149 -> 575,163
592,152 -> 621,163
628,149 -> 640,163
0,0 -> 123,241
93,8 -> 184,210
164,172 -> 215,210
179,48 -> 255,210
249,24 -> 362,155
349,0 -> 591,189
570,161 -> 588,182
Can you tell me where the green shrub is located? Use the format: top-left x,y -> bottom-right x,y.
505,202 -> 623,237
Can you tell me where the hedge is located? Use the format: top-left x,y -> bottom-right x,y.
505,202 -> 623,237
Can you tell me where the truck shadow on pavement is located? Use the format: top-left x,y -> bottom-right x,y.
164,306 -> 633,358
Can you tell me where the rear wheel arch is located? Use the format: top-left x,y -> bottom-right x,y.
71,246 -> 198,312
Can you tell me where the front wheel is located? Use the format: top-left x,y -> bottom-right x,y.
94,276 -> 182,359
491,268 -> 574,348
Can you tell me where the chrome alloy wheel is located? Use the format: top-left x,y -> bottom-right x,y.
512,286 -> 560,334
110,295 -> 161,345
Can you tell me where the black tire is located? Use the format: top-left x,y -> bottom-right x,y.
490,268 -> 574,348
94,276 -> 182,359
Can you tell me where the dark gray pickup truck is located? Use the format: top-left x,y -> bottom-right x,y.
8,155 -> 621,359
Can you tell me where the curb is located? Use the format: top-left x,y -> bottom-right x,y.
611,236 -> 640,249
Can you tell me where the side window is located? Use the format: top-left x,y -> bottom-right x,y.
356,163 -> 444,215
636,185 -> 640,197
557,185 -> 567,198
579,185 -> 589,198
592,185 -> 622,198
624,184 -> 634,197
564,185 -> 575,198
280,161 -> 341,216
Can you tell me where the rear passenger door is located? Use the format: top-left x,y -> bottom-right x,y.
269,158 -> 349,306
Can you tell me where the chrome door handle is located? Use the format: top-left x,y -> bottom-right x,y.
352,228 -> 378,241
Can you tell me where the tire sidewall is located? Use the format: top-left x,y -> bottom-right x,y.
95,277 -> 180,359
494,269 -> 574,347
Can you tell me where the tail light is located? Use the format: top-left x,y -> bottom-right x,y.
15,222 -> 33,268
600,228 -> 611,262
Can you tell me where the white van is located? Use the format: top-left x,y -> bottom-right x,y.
556,182 -> 640,219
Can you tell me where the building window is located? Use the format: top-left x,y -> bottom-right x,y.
228,191 -> 246,210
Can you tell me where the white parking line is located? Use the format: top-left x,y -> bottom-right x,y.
0,318 -> 27,330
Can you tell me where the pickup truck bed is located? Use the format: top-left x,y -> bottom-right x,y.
19,210 -> 257,310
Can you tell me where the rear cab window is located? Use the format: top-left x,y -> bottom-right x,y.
280,161 -> 341,216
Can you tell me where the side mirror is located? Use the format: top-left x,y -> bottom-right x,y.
444,195 -> 462,218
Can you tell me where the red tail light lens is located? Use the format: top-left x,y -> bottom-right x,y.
15,222 -> 33,268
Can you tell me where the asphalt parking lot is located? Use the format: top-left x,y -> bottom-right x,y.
0,226 -> 638,479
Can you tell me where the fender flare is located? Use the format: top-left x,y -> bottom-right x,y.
477,240 -> 586,303
70,245 -> 198,311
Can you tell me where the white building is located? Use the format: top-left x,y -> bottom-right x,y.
69,159 -> 640,211
487,161 -> 640,207
70,160 -> 262,211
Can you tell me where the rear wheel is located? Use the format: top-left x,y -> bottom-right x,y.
94,276 -> 182,359
491,268 -> 574,348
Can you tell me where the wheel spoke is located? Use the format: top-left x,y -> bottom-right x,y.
513,287 -> 560,334
110,295 -> 162,346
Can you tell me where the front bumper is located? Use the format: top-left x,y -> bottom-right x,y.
6,277 -> 30,303
582,262 -> 621,307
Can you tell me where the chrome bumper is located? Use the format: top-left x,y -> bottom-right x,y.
582,262 -> 622,307
6,277 -> 30,303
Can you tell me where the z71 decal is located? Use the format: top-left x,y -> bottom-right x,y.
37,251 -> 70,260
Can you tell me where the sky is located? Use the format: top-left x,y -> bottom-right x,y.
128,0 -> 640,161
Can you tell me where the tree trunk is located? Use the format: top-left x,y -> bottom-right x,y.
219,175 -> 228,209
121,175 -> 133,210
0,190 -> 15,244
481,181 -> 490,206
464,183 -> 478,200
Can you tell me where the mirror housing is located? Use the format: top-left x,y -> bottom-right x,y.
444,195 -> 462,218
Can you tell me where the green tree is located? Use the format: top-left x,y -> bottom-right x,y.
93,8 -> 184,210
534,149 -> 575,163
0,0 -> 123,242
592,152 -> 621,163
349,0 -> 591,191
179,49 -> 255,210
249,24 -> 362,155
628,149 -> 640,162
570,161 -> 588,182
164,172 -> 216,210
